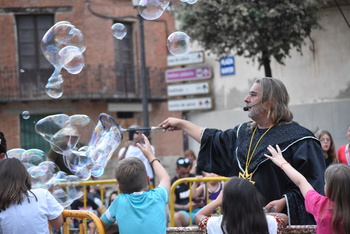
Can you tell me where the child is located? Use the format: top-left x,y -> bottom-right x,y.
265,144 -> 350,234
70,185 -> 104,234
0,158 -> 64,233
195,176 -> 287,234
315,129 -> 338,167
100,134 -> 170,234
191,171 -> 224,216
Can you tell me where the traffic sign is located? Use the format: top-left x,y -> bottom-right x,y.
165,66 -> 211,83
168,97 -> 212,111
167,51 -> 204,66
167,82 -> 210,96
220,56 -> 235,76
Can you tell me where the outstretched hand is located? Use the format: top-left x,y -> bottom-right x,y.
136,134 -> 154,161
158,117 -> 183,131
264,145 -> 288,167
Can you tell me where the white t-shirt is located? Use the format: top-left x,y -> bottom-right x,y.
118,144 -> 155,179
0,188 -> 64,234
207,214 -> 277,234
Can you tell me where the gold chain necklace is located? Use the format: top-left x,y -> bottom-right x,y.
239,124 -> 274,184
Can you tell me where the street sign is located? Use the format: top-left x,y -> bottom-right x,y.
167,51 -> 204,66
168,97 -> 212,111
165,66 -> 211,83
220,56 -> 235,76
167,82 -> 210,96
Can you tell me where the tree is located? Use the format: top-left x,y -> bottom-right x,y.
177,0 -> 324,77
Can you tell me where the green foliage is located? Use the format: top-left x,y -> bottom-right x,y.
177,0 -> 323,69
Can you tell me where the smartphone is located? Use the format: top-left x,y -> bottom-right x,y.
128,130 -> 135,141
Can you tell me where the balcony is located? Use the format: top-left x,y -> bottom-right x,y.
0,65 -> 168,103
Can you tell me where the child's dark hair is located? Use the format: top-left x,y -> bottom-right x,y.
221,177 -> 269,234
324,163 -> 350,234
0,132 -> 7,155
0,158 -> 36,211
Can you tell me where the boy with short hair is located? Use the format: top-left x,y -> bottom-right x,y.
100,134 -> 170,234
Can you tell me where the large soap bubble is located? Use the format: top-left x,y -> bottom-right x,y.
35,113 -> 122,180
138,0 -> 165,20
167,31 -> 192,56
35,114 -> 95,155
41,21 -> 86,98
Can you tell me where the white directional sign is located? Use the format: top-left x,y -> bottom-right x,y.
168,97 -> 212,111
167,51 -> 204,66
167,82 -> 210,96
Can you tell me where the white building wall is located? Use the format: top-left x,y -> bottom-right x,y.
183,6 -> 350,155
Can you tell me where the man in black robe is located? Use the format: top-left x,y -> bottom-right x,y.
159,77 -> 325,225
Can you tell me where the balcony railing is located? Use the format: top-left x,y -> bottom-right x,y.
0,65 -> 168,102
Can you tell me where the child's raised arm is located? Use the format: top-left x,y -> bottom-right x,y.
137,134 -> 170,190
264,145 -> 313,198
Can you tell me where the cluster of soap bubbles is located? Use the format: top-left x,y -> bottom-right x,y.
41,21 -> 86,99
35,113 -> 122,180
132,0 -> 193,56
7,148 -> 84,207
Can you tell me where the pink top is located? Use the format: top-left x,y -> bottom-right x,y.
305,190 -> 341,234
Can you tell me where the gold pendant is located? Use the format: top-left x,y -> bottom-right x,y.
239,171 -> 255,184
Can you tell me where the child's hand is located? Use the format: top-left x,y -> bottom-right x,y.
264,145 -> 288,167
136,134 -> 154,160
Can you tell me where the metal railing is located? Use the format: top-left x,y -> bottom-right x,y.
62,210 -> 105,234
0,65 -> 167,102
169,176 -> 230,227
56,178 -> 317,233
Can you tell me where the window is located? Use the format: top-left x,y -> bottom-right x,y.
16,15 -> 54,96
20,114 -> 51,154
114,22 -> 136,94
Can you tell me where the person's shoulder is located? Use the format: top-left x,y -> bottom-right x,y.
338,144 -> 346,150
277,121 -> 315,138
30,188 -> 49,195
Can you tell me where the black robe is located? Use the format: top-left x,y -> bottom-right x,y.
197,121 -> 326,225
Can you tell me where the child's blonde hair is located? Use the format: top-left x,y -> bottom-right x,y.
115,157 -> 148,194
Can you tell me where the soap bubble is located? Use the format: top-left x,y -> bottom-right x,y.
50,171 -> 84,207
185,0 -> 198,4
138,0 -> 165,20
36,113 -> 123,180
45,82 -> 64,99
58,46 -> 85,74
22,110 -> 30,120
28,161 -> 60,189
41,21 -> 86,98
167,31 -> 192,56
21,149 -> 47,168
111,23 -> 127,40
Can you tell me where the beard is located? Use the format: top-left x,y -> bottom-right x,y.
248,106 -> 265,119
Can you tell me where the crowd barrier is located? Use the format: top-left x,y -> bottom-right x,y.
56,178 -> 317,233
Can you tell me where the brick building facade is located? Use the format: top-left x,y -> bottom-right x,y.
0,0 -> 185,178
